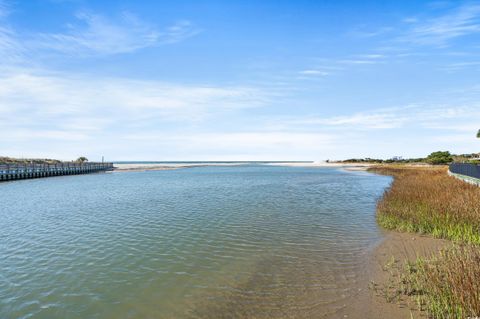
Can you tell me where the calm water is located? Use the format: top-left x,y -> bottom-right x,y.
0,165 -> 391,318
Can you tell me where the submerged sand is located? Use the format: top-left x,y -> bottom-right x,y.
113,161 -> 441,317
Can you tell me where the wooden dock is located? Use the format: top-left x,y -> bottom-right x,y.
0,162 -> 114,182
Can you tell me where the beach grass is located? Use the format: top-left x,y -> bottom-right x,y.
370,165 -> 480,244
370,165 -> 480,317
382,245 -> 480,318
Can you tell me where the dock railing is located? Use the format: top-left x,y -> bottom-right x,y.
0,162 -> 114,182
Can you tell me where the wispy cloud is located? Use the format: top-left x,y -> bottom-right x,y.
33,11 -> 201,56
299,53 -> 386,78
348,26 -> 394,38
0,70 -> 268,141
0,69 -> 336,160
0,6 -> 201,61
348,3 -> 480,55
401,3 -> 480,46
276,103 -> 480,131
298,69 -> 329,76
0,1 -> 23,63
121,131 -> 337,160
160,20 -> 201,44
443,60 -> 480,71
338,59 -> 382,65
287,108 -> 409,129
0,0 -> 9,18
0,24 -> 19,61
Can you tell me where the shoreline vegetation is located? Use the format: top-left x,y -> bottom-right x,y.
339,150 -> 480,165
0,156 -> 62,164
369,165 -> 480,318
370,165 -> 480,244
0,156 -> 90,164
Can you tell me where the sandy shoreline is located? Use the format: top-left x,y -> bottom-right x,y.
341,231 -> 448,318
267,161 -> 373,169
113,163 -> 247,172
113,161 -> 374,172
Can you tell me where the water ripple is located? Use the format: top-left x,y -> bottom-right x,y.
0,165 -> 391,318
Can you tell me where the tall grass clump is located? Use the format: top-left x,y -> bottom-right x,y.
389,245 -> 480,318
370,166 -> 480,244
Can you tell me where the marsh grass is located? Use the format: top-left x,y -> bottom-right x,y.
370,166 -> 480,244
378,245 -> 480,318
370,165 -> 480,318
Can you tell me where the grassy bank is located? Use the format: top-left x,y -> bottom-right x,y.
370,166 -> 480,244
370,165 -> 480,318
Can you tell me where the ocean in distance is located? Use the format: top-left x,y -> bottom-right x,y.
0,164 -> 391,318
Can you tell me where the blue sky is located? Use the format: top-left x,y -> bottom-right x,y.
1,0 -> 479,161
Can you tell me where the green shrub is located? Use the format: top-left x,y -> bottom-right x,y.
426,151 -> 453,165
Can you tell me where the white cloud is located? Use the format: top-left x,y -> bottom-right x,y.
0,25 -> 19,61
0,72 -> 261,110
339,59 -> 382,65
401,3 -> 480,46
0,7 -> 200,62
278,104 -> 480,131
121,131 -> 337,161
0,2 -> 23,64
357,54 -> 385,59
299,53 -> 386,78
318,113 -> 405,129
0,70 -> 268,142
283,107 -> 409,129
33,11 -> 200,56
2,129 -> 89,141
160,20 -> 201,44
424,122 -> 480,133
299,69 -> 329,76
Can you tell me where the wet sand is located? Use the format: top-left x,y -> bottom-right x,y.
187,231 -> 447,319
342,231 -> 448,319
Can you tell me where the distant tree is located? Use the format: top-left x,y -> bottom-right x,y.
477,129 -> 480,138
426,151 -> 453,165
76,156 -> 88,163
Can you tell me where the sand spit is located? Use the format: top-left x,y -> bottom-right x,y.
114,162 -> 372,172
113,161 -> 374,172
113,163 -> 247,172
267,161 -> 374,170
